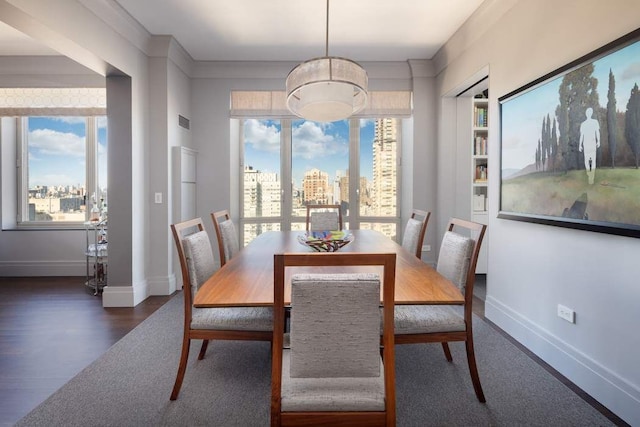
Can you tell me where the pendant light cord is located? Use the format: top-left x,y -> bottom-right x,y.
325,0 -> 329,56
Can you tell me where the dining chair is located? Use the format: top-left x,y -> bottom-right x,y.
211,209 -> 240,266
305,204 -> 343,231
394,217 -> 487,402
272,252 -> 397,427
170,217 -> 272,400
401,209 -> 430,258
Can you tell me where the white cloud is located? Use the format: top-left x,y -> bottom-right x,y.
292,121 -> 348,160
28,129 -> 86,158
244,119 -> 280,153
47,116 -> 86,125
621,61 -> 640,81
360,118 -> 374,128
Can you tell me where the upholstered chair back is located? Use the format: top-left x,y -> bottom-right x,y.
218,219 -> 240,263
402,218 -> 424,257
289,273 -> 381,379
309,211 -> 341,231
183,230 -> 216,294
436,231 -> 474,293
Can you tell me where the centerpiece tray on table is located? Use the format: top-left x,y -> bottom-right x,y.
297,230 -> 354,252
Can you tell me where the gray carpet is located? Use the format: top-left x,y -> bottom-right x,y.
17,294 -> 614,426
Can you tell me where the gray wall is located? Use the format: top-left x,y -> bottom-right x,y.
434,0 -> 640,424
189,60 -> 437,264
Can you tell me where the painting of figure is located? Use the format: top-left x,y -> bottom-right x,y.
500,29 -> 640,237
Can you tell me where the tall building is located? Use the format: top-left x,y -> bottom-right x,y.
243,166 -> 281,243
302,168 -> 330,204
334,169 -> 347,206
372,118 -> 398,237
339,174 -> 349,206
258,173 -> 280,217
359,176 -> 372,212
243,166 -> 259,218
372,118 -> 398,216
243,167 -> 279,216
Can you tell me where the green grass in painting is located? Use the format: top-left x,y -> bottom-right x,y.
501,168 -> 640,225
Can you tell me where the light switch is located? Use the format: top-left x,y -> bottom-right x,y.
154,192 -> 162,204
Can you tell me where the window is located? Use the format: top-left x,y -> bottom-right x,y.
16,116 -> 107,226
359,118 -> 399,238
241,119 -> 282,245
240,117 -> 401,244
291,119 -> 350,229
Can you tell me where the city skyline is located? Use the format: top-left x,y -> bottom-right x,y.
242,118 -> 399,242
243,118 -> 376,186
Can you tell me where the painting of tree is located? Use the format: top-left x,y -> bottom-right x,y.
625,83 -> 640,168
499,29 -> 640,237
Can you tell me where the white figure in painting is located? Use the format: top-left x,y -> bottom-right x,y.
579,107 -> 600,185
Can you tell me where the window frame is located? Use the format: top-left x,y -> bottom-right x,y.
239,117 -> 402,244
15,115 -> 105,229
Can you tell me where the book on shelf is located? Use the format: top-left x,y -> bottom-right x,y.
475,165 -> 488,181
473,105 -> 488,127
474,136 -> 487,155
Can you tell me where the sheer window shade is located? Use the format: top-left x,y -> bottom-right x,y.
0,88 -> 106,116
230,90 -> 411,119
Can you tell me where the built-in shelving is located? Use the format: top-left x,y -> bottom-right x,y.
471,97 -> 488,273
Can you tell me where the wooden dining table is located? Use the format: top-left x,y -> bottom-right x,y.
194,229 -> 464,307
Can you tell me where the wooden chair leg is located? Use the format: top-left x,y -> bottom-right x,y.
464,338 -> 486,403
198,339 -> 209,360
170,335 -> 191,400
441,342 -> 453,362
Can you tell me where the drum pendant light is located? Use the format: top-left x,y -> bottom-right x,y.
286,0 -> 368,122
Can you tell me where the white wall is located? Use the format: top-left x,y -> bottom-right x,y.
434,0 -> 640,424
0,0 -> 151,307
408,60 -> 438,265
0,56 -> 104,276
147,39 -> 192,295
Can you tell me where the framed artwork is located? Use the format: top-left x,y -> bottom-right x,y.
499,28 -> 640,238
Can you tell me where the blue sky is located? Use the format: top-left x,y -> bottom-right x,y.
243,118 -> 376,185
28,116 -> 107,188
501,38 -> 640,171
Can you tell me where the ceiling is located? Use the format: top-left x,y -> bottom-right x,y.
0,0 -> 485,62
0,21 -> 58,56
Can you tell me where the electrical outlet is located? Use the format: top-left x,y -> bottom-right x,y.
557,304 -> 575,323
154,192 -> 162,204
421,245 -> 431,252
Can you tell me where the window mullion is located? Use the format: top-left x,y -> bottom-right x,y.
281,120 -> 292,230
86,117 -> 97,221
16,117 -> 27,222
349,118 -> 359,229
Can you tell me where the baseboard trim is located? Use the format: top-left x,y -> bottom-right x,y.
485,296 -> 640,426
102,279 -> 149,307
0,260 -> 85,276
147,274 -> 176,296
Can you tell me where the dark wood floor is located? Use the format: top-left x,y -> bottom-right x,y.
0,275 -> 627,426
0,277 -> 174,426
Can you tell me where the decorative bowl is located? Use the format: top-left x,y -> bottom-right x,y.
297,230 -> 354,252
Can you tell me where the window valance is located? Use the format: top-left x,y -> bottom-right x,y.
230,90 -> 412,119
0,88 -> 106,116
